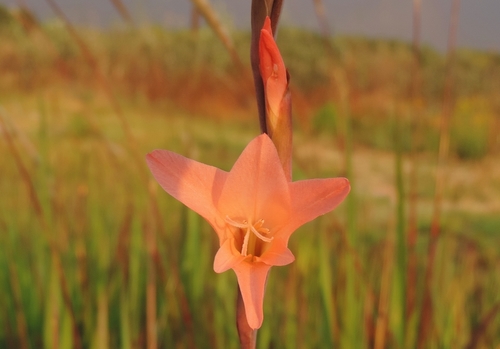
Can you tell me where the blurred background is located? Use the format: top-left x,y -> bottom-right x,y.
0,0 -> 499,348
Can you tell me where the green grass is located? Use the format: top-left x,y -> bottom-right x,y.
2,90 -> 499,348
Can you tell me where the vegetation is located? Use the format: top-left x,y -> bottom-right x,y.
1,7 -> 499,348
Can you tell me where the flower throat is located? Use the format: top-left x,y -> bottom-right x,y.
225,216 -> 274,257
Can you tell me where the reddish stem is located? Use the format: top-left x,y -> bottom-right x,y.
236,287 -> 257,349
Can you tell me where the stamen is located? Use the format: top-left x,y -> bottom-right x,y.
250,225 -> 273,242
225,215 -> 248,229
224,216 -> 274,256
241,228 -> 251,256
254,219 -> 264,229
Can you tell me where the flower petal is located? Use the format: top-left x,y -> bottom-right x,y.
213,238 -> 246,273
233,261 -> 271,329
218,134 -> 290,228
283,177 -> 350,240
146,150 -> 228,236
259,244 -> 295,266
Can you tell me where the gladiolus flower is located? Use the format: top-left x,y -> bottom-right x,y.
146,134 -> 350,329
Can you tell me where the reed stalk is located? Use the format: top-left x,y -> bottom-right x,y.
290,3 -> 355,331
142,182 -> 160,349
312,0 -> 332,41
406,0 -> 422,327
44,0 -> 150,183
393,105 -> 407,346
310,0 -> 336,65
190,5 -> 201,33
333,65 -> 363,347
417,0 -> 461,347
189,0 -> 246,75
108,0 -> 134,25
373,226 -> 395,349
465,303 -> 500,349
0,111 -> 45,227
7,260 -> 30,349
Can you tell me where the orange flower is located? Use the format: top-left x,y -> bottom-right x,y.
146,134 -> 350,329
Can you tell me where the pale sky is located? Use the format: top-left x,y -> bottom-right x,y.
4,0 -> 500,52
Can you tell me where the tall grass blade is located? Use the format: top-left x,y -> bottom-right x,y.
332,67 -> 364,347
44,265 -> 61,349
93,288 -> 109,349
0,109 -> 45,227
406,0 -> 422,334
108,0 -> 134,25
465,303 -> 500,349
119,288 -> 132,349
7,260 -> 30,349
189,0 -> 246,75
374,230 -> 395,349
44,0 -> 149,181
312,0 -> 332,39
146,190 -> 158,349
393,108 -> 407,346
317,221 -> 338,347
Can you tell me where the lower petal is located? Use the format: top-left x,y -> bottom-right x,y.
233,261 -> 271,329
259,242 -> 295,266
213,239 -> 245,273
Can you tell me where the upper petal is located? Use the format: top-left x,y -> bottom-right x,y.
233,261 -> 271,329
282,177 -> 350,241
146,150 -> 228,234
217,134 -> 290,228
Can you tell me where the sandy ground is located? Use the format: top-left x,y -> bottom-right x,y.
296,137 -> 500,218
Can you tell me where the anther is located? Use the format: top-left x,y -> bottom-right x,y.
225,216 -> 274,256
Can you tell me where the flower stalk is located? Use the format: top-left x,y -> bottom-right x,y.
237,287 -> 257,349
